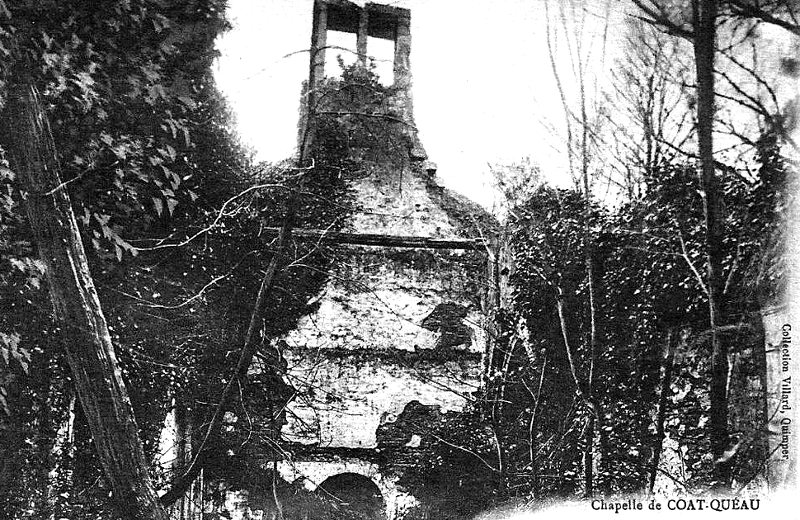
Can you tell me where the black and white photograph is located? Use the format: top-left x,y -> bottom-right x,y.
0,0 -> 798,518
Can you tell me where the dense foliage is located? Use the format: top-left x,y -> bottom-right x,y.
0,1 -> 257,516
0,1 -> 359,517
406,138 -> 788,507
0,1 -> 795,518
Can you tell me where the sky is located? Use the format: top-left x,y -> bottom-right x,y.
213,0 -> 628,212
212,0 -> 796,212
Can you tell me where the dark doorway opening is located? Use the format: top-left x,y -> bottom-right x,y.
317,472 -> 386,519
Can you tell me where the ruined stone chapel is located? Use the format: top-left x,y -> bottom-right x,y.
272,2 -> 498,516
164,2 -> 500,518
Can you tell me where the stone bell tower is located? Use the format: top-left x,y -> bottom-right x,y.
243,2 -> 498,518
304,0 -> 425,160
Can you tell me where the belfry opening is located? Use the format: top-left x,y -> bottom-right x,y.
310,1 -> 412,88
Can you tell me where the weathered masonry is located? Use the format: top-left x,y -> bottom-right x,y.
304,0 -> 425,161
272,2 -> 496,519
223,2 -> 499,519
309,0 -> 412,95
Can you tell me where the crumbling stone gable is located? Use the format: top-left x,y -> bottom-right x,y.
220,3 -> 501,519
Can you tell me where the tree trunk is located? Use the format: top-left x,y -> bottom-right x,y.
5,84 -> 170,520
528,355 -> 547,498
650,328 -> 675,494
174,394 -> 193,520
692,0 -> 731,488
582,184 -> 597,498
583,415 -> 595,496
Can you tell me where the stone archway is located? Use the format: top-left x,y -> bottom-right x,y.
277,458 -> 416,519
317,472 -> 386,519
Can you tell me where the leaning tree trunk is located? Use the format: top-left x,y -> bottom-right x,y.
4,84 -> 170,520
692,0 -> 732,488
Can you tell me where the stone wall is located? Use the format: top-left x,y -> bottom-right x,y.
279,163 -> 490,449
347,171 -> 455,237
283,247 -> 486,354
283,349 -> 480,448
269,160 -> 493,517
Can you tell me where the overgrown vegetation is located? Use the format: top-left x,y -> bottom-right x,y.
0,1 -> 796,519
399,0 -> 795,512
